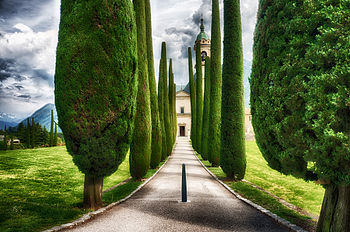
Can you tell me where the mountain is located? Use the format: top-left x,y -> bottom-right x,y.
0,113 -> 23,130
19,103 -> 62,133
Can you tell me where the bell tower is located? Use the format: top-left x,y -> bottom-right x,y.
194,17 -> 211,92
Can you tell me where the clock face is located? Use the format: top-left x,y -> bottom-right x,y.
201,51 -> 207,61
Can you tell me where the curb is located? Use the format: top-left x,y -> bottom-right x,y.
193,152 -> 308,232
43,155 -> 171,232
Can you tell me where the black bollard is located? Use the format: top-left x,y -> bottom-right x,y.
182,163 -> 187,202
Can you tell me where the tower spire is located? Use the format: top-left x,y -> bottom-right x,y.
200,16 -> 204,32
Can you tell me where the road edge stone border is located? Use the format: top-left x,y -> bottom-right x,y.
193,151 -> 308,232
43,149 -> 173,232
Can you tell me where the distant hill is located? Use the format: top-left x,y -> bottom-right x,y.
19,103 -> 62,133
0,113 -> 23,130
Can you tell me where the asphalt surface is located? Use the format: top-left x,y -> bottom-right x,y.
68,137 -> 289,232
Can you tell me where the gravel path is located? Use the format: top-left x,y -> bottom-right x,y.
67,137 -> 289,232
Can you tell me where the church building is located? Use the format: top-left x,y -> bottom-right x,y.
175,18 -> 254,139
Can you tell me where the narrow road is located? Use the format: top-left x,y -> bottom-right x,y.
68,138 -> 289,232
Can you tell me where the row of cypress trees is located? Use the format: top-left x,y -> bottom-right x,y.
130,0 -> 177,180
189,0 -> 246,180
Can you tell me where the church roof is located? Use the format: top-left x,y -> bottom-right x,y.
196,18 -> 209,41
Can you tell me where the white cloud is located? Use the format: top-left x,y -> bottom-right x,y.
0,23 -> 58,74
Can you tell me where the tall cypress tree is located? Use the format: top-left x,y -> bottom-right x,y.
188,47 -> 196,146
26,118 -> 30,148
54,123 -> 58,146
145,0 -> 162,169
251,1 -> 350,230
55,0 -> 138,209
161,42 -> 172,155
130,0 -> 152,179
31,118 -> 35,148
201,57 -> 211,160
3,125 -> 7,151
221,0 -> 246,180
173,83 -> 177,139
158,57 -> 167,160
208,0 -> 222,166
195,43 -> 203,151
50,109 -> 54,147
168,59 -> 174,145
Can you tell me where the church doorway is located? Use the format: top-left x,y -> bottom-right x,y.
180,126 -> 186,137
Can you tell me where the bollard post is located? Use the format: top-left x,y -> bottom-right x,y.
182,163 -> 187,202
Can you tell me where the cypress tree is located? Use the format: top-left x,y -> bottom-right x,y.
145,0 -> 162,169
130,0 -> 152,179
195,43 -> 203,152
3,125 -> 7,151
201,57 -> 211,160
31,118 -> 35,148
208,0 -> 222,166
188,47 -> 196,146
54,123 -> 58,146
221,0 -> 246,180
168,59 -> 174,145
55,0 -> 138,209
10,135 -> 14,150
173,83 -> 177,139
251,1 -> 350,230
50,110 -> 54,147
26,118 -> 30,148
161,42 -> 172,155
158,58 -> 167,160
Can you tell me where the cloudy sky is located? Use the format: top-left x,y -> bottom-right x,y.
0,0 -> 258,119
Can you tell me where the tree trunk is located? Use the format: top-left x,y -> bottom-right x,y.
317,184 -> 350,232
83,175 -> 103,210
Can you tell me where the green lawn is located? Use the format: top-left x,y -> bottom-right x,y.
198,141 -> 325,231
0,146 -> 160,232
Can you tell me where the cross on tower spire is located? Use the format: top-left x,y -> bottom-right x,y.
200,16 -> 205,32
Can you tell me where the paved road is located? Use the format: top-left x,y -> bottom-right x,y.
68,138 -> 289,232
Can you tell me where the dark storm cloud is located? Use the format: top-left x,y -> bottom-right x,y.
165,0 -> 212,59
0,0 -> 55,32
17,94 -> 31,99
0,59 -> 26,82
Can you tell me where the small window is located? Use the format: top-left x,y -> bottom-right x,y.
180,107 -> 184,114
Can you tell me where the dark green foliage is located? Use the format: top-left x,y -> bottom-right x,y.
188,47 -> 196,146
145,0 -> 162,169
50,110 -> 54,147
31,118 -> 35,148
173,83 -> 177,139
3,125 -> 7,151
130,0 -> 152,179
201,57 -> 211,160
220,0 -> 246,180
9,135 -> 14,150
195,43 -> 203,151
208,0 -> 222,166
168,59 -> 175,145
158,58 -> 167,160
161,42 -> 172,155
26,118 -> 30,148
55,0 -> 137,178
54,123 -> 58,146
251,1 -> 350,230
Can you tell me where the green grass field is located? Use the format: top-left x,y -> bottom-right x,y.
198,141 -> 325,231
0,146 -> 159,232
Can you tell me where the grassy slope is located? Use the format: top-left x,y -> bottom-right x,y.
0,146 -> 159,232
198,141 -> 324,231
